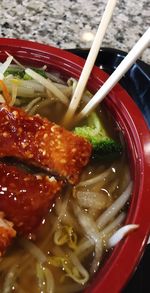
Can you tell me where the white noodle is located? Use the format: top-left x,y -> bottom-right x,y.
25,68 -> 68,105
4,79 -> 46,98
11,83 -> 18,106
76,238 -> 94,258
4,82 -> 35,98
5,52 -> 25,69
53,83 -> 72,97
36,263 -> 55,293
0,94 -> 5,103
67,78 -> 78,95
51,193 -> 71,234
49,246 -> 89,285
90,240 -> 103,274
76,190 -> 109,210
54,190 -> 81,231
77,166 -> 113,187
99,212 -> 126,238
108,224 -> 139,248
12,79 -> 45,92
76,212 -> 125,259
46,72 -> 65,84
2,265 -> 18,293
107,178 -> 119,194
25,97 -> 41,113
69,252 -> 89,285
46,88 -> 55,100
19,239 -> 46,264
72,203 -> 100,245
72,202 -> 104,273
74,211 -> 126,274
0,56 -> 13,80
44,267 -> 55,293
96,182 -> 132,230
55,190 -> 71,223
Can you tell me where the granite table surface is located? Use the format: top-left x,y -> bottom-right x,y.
0,0 -> 149,64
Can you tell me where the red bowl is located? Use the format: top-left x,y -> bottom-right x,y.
0,38 -> 150,293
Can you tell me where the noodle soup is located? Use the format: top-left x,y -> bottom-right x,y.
0,63 -> 132,293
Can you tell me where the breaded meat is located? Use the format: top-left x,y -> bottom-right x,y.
0,104 -> 92,184
0,163 -> 63,234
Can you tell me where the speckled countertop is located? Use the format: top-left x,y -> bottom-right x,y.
0,0 -> 149,63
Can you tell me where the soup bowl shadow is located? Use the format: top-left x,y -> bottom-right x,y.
0,38 -> 150,293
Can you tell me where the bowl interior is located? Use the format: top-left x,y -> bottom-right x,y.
0,38 -> 150,293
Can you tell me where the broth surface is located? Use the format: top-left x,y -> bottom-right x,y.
0,68 -> 130,293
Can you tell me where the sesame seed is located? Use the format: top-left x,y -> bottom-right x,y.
39,148 -> 43,153
50,142 -> 55,146
18,127 -> 22,134
40,142 -> 45,146
28,154 -> 33,158
43,133 -> 48,139
60,159 -> 67,164
72,148 -> 76,153
25,151 -> 33,158
12,111 -> 18,117
55,146 -> 61,150
21,142 -> 28,149
51,125 -> 58,132
24,177 -> 30,181
3,132 -> 9,138
36,175 -> 42,180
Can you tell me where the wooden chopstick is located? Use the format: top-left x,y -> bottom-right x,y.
62,0 -> 117,126
74,27 -> 150,123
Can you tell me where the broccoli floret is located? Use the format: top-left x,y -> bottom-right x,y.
74,112 -> 122,161
4,67 -> 47,80
4,68 -> 25,79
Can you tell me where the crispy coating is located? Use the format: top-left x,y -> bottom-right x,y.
0,104 -> 92,184
0,212 -> 16,256
0,163 -> 63,235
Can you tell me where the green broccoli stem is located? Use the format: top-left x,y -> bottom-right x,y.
87,112 -> 107,136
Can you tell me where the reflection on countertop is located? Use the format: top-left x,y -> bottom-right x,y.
0,0 -> 149,63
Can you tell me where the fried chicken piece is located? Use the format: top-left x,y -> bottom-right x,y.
0,163 -> 63,235
0,212 -> 16,256
0,104 -> 92,184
